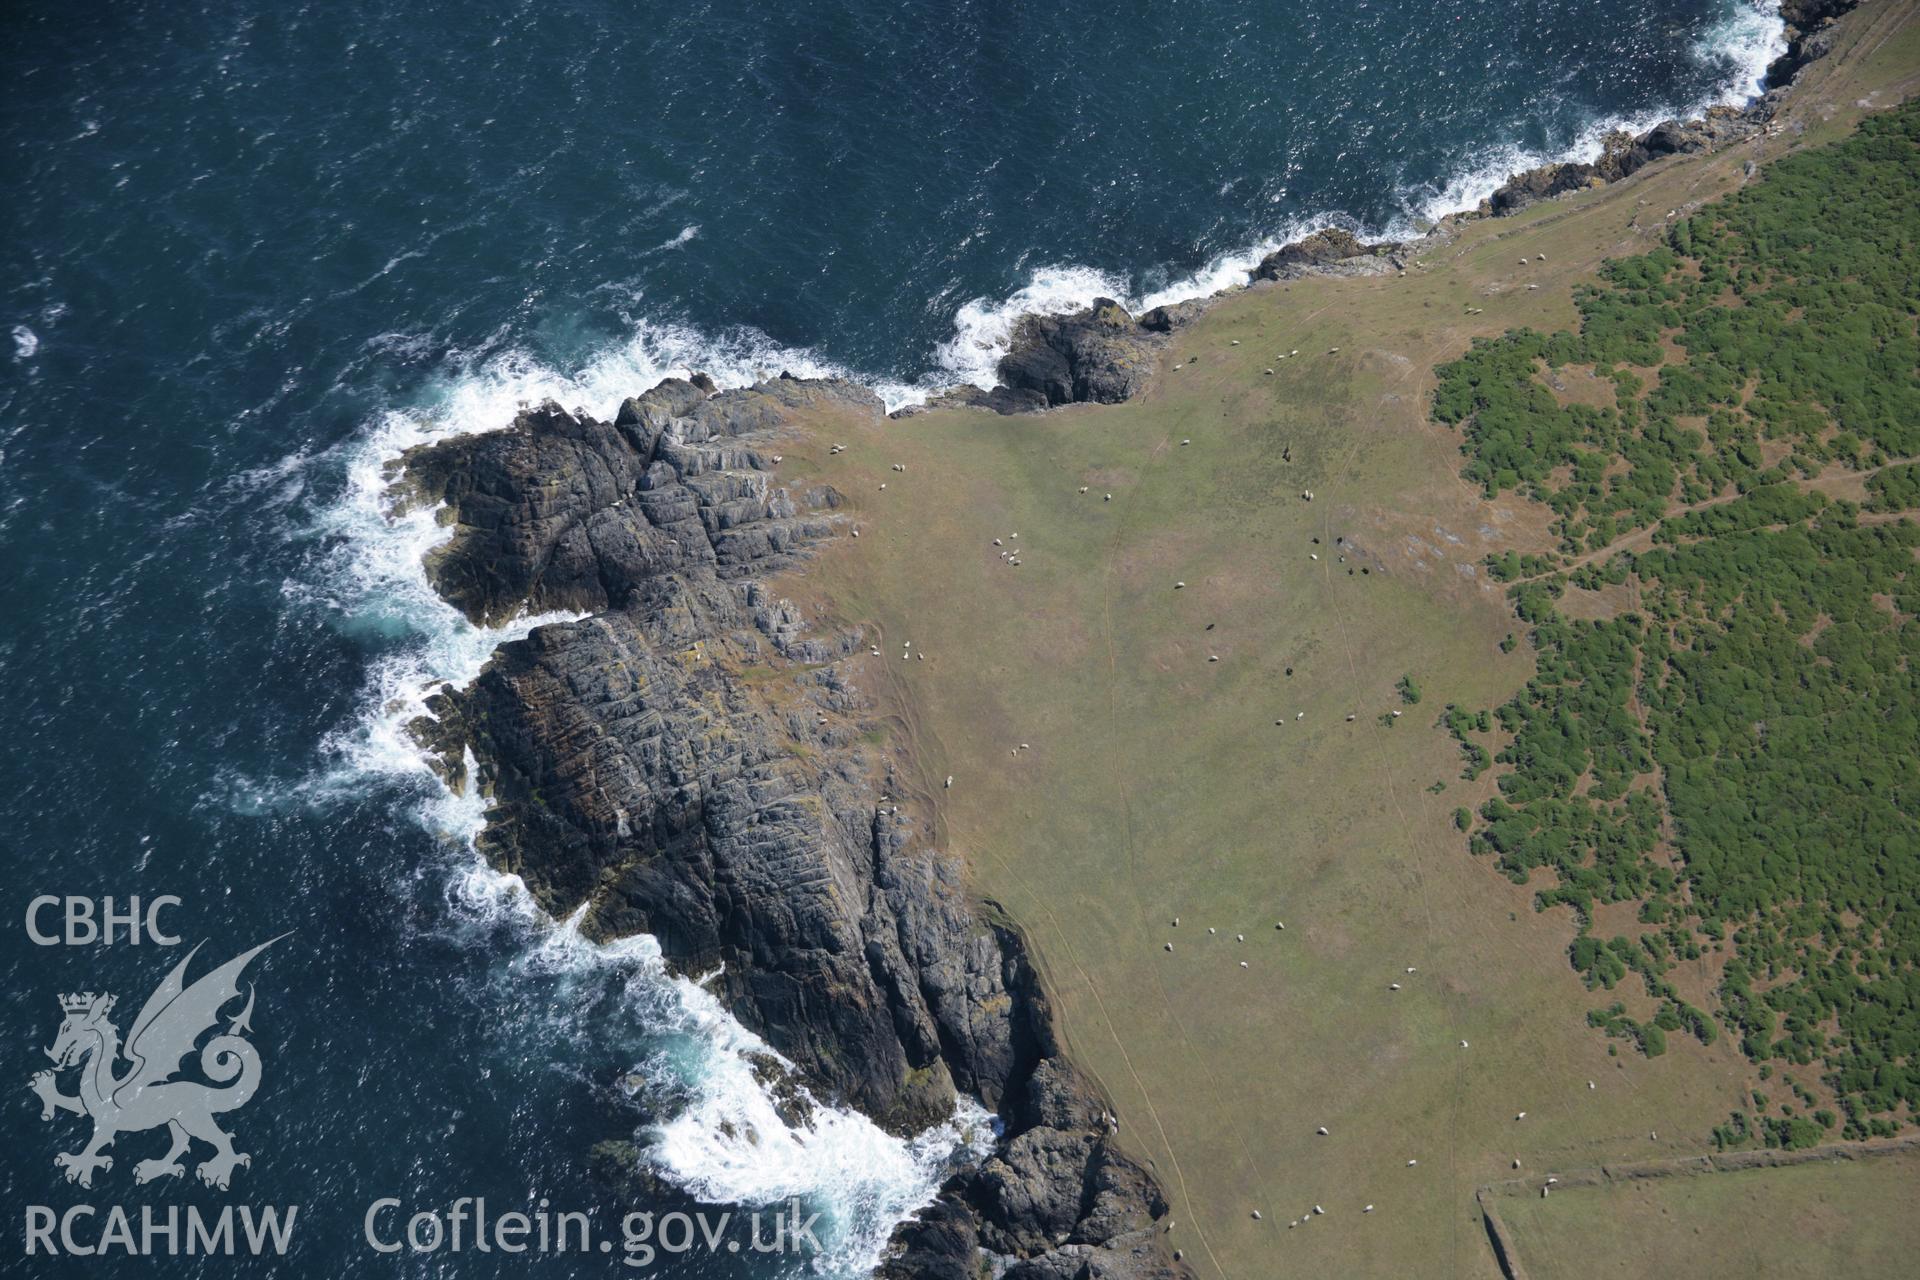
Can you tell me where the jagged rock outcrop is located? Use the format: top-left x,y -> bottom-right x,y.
1253,226 -> 1403,280
1770,1 -> 1863,88
401,375 -> 1182,1279
1486,107 -> 1755,214
885,1019 -> 1171,1277
997,299 -> 1163,408
912,295 -> 1209,417
393,373 -> 870,625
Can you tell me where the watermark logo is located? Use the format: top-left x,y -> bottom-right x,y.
28,936 -> 285,1191
363,1199 -> 823,1269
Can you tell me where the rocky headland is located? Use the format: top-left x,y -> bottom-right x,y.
384,8 -> 1869,1276
398,375 -> 1182,1279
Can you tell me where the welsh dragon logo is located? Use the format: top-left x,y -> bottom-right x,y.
28,937 -> 283,1190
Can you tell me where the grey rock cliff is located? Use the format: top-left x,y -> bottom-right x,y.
996,299 -> 1161,407
1253,226 -> 1403,280
401,375 -> 1182,1279
1484,108 -> 1754,215
908,297 -> 1179,416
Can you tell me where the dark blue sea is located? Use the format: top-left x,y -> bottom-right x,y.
1,1 -> 1785,1274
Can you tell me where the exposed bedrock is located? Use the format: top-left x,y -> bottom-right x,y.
401,375 -> 1181,1278
393,372 -> 873,626
1251,225 -> 1404,281
1772,1 -> 1865,86
1484,0 -> 1863,216
1483,108 -> 1754,215
996,299 -> 1163,408
915,298 -> 1183,416
914,229 -> 1401,418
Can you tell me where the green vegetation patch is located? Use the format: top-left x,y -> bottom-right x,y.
1435,102 -> 1920,1140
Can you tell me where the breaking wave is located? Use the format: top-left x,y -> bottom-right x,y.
441,863 -> 996,1277
938,0 -> 1785,388
1412,0 -> 1786,220
932,208 -> 1383,390
286,320 -> 989,1278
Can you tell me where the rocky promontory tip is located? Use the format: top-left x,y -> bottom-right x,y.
392,373 -> 877,626
1483,108 -> 1752,216
916,225 -> 1406,418
1253,226 -> 1404,280
400,375 -> 1184,1279
921,298 -> 1189,415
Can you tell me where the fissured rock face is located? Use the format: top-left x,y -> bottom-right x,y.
1484,114 -> 1744,216
1253,226 -> 1402,281
402,375 -> 1182,1279
997,299 -> 1162,408
395,374 -> 864,625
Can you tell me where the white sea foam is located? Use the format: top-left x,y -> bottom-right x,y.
622,935 -> 996,1273
300,319 -> 989,1277
653,223 -> 701,252
1695,0 -> 1792,105
291,396 -> 582,835
939,0 -> 1786,385
11,325 -> 38,360
409,315 -> 924,420
932,209 -> 1383,390
1416,0 -> 1786,222
443,858 -> 995,1277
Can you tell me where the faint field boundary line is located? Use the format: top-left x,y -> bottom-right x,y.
1474,1134 -> 1920,1279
